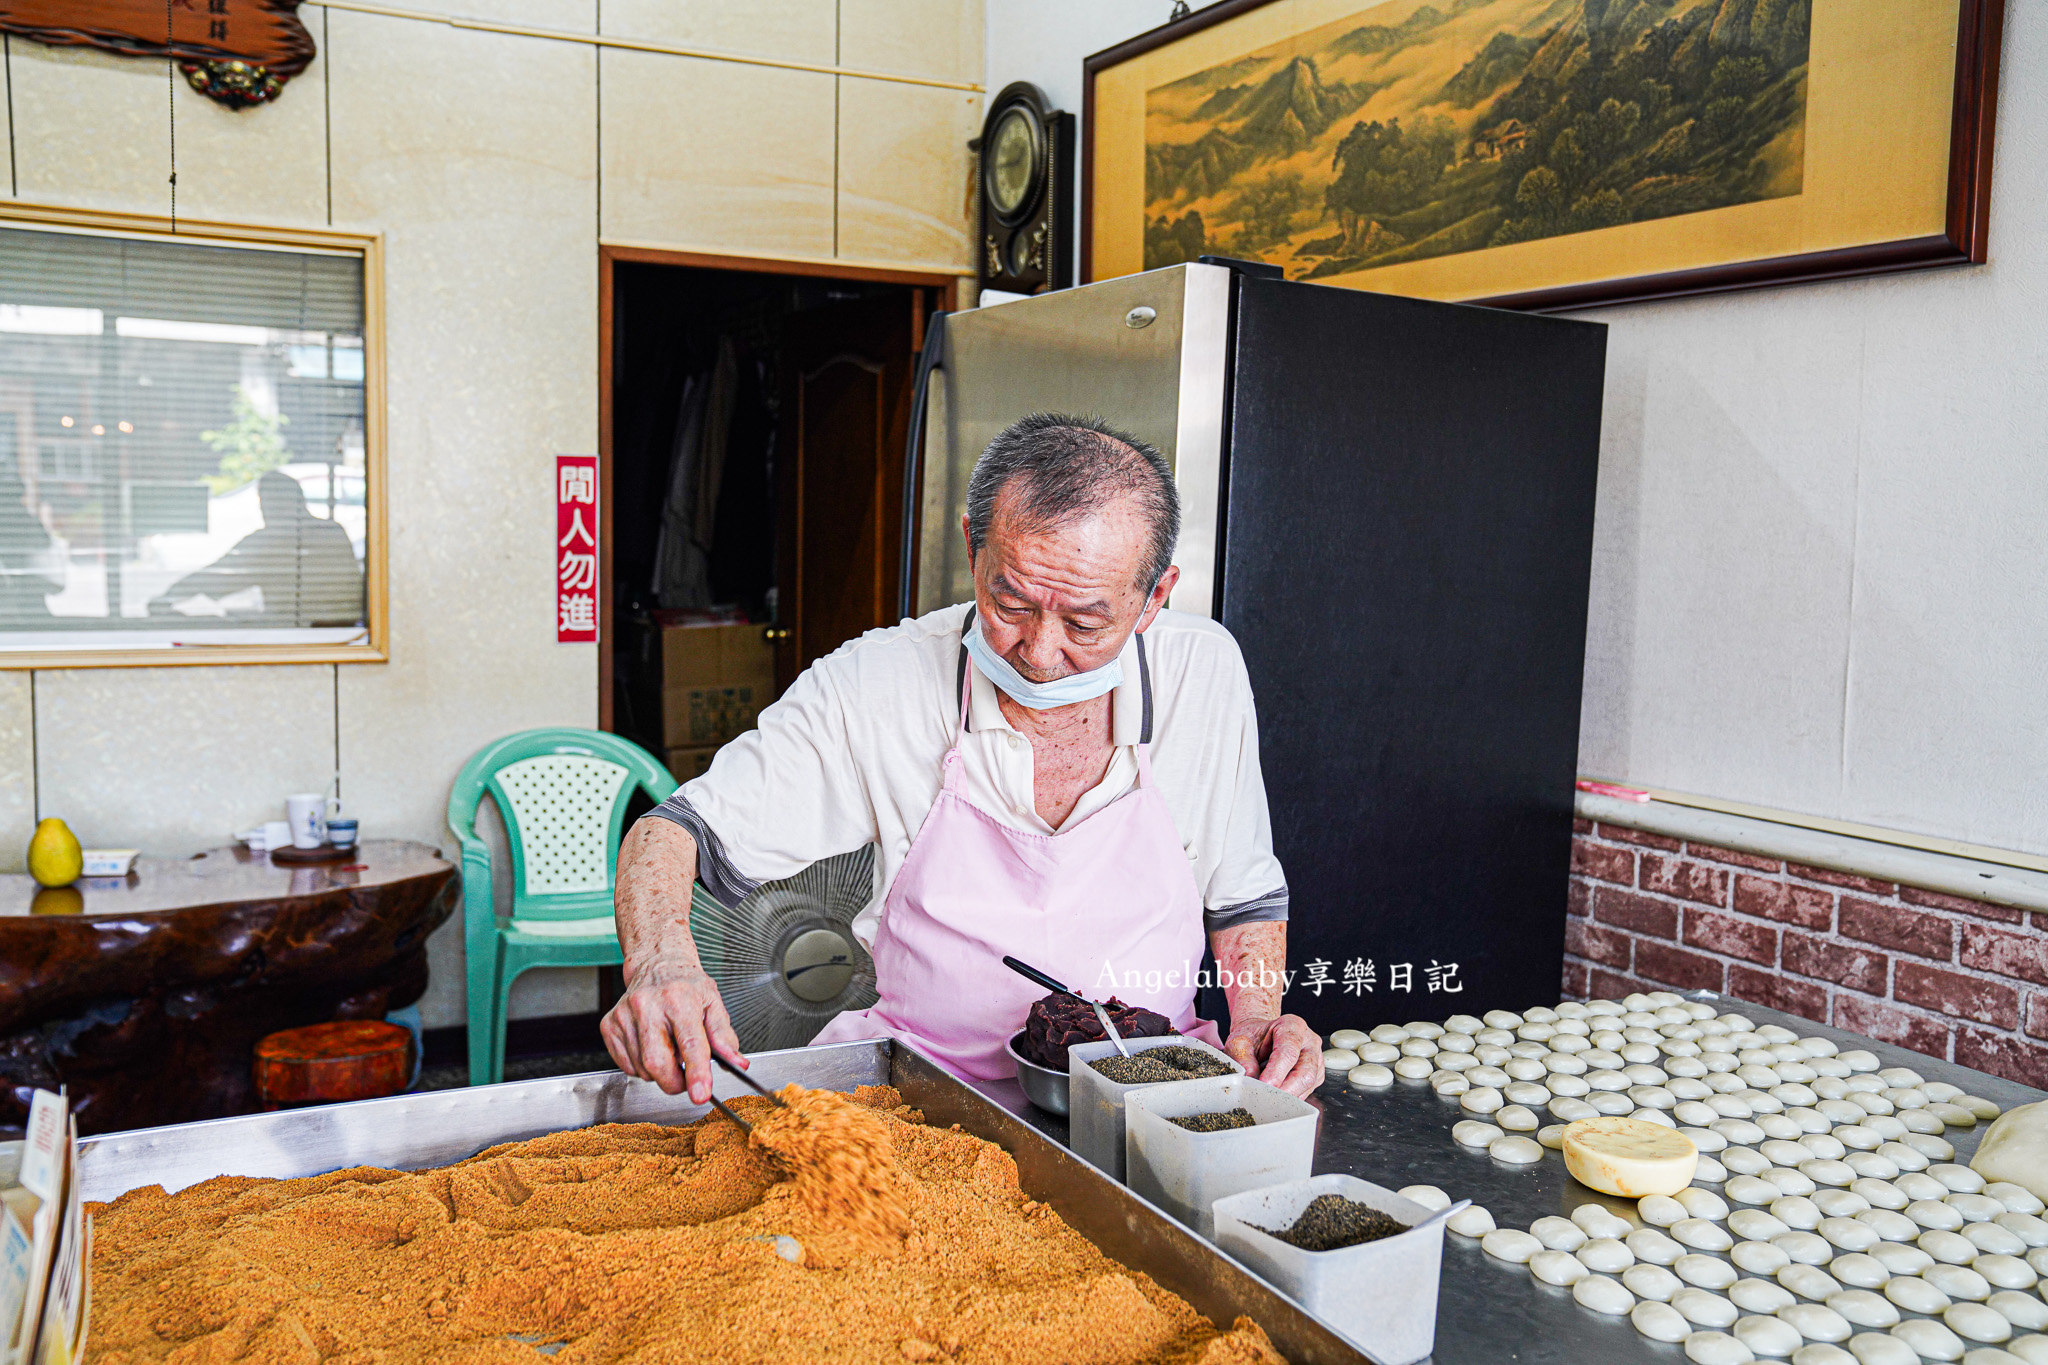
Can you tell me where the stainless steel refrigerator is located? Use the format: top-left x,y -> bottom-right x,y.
906,261 -> 1607,1032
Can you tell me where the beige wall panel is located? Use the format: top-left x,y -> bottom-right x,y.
839,0 -> 981,85
836,79 -> 976,268
0,673 -> 31,873
7,36 -> 324,223
34,665 -> 335,856
164,44 -> 329,225
8,44 -> 169,215
363,0 -> 594,28
599,50 -> 834,257
600,0 -> 834,65
326,8 -> 598,1026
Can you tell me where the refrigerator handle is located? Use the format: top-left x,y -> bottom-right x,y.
897,309 -> 949,622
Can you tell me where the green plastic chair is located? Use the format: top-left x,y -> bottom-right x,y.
447,727 -> 677,1085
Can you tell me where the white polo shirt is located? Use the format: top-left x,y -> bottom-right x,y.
649,603 -> 1289,947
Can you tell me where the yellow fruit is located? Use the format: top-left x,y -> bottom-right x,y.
28,817 -> 83,888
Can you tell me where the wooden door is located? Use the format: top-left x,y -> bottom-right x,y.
778,295 -> 916,685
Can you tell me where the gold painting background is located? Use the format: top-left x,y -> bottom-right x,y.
1090,0 -> 1958,299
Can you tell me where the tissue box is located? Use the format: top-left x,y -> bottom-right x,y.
80,849 -> 138,877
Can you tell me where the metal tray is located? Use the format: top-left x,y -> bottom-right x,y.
78,1039 -> 1370,1364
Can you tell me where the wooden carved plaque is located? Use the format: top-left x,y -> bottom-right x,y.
0,0 -> 315,107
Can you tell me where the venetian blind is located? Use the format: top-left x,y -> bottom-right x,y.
0,224 -> 369,649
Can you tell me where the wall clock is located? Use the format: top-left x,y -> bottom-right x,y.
975,82 -> 1075,296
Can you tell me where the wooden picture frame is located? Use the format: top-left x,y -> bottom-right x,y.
1083,0 -> 2004,311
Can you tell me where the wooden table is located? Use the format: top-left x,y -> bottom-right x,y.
0,840 -> 456,1137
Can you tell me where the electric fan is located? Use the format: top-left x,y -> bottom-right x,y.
691,844 -> 880,1051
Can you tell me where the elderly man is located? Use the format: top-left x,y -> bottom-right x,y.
602,413 -> 1322,1100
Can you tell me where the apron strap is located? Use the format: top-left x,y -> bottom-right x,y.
940,605 -> 976,793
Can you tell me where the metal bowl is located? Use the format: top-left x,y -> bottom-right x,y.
1006,1031 -> 1068,1115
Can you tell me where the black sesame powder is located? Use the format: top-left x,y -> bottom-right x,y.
1167,1108 -> 1257,1133
1258,1195 -> 1409,1252
1088,1046 -> 1234,1084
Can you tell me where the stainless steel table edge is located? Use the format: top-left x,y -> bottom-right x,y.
76,1038 -> 1373,1365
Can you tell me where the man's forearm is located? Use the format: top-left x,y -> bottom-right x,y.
615,818 -> 704,978
1211,920 -> 1287,1026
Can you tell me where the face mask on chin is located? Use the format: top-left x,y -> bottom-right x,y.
963,611 -> 1124,710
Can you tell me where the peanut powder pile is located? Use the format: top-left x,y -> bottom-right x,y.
86,1084 -> 1287,1365
744,1083 -> 914,1248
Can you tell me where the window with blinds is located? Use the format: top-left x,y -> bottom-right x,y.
0,217 -> 379,661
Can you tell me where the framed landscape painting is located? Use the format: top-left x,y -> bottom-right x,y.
1084,0 -> 2003,309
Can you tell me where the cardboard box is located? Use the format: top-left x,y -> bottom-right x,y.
660,687 -> 764,747
660,624 -> 775,747
666,746 -> 720,784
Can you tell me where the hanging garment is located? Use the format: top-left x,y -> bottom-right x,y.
653,341 -> 740,609
652,371 -> 708,608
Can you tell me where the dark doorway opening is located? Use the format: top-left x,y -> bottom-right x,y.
599,249 -> 952,772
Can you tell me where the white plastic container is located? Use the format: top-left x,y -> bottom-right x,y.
1123,1074 -> 1318,1236
1068,1035 -> 1242,1181
1212,1174 -> 1452,1365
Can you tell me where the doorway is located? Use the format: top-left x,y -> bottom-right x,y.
598,248 -> 953,772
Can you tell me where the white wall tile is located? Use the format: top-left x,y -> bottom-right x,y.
327,7 -> 600,1023
33,664 -> 335,856
6,35 -> 326,225
8,44 -> 169,216
0,673 -> 31,873
598,49 -> 835,256
836,78 -> 977,268
600,0 -> 833,65
840,0 -> 981,85
166,34 -> 330,226
1577,292 -> 1867,819
1840,274 -> 2048,854
372,0 -> 595,28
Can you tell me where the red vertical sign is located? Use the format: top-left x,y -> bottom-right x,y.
556,455 -> 598,644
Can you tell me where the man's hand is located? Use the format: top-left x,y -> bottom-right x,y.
603,818 -> 746,1103
600,956 -> 744,1103
1222,1014 -> 1323,1096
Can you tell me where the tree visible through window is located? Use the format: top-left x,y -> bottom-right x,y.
0,222 -> 372,656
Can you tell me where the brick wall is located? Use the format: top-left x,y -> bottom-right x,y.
1565,819 -> 2048,1090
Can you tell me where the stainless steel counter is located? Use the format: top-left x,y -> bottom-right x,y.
968,993 -> 2047,1365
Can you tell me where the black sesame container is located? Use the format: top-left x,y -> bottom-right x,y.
1068,1035 -> 1243,1182
1123,1074 -> 1318,1237
1213,1175 -> 1455,1365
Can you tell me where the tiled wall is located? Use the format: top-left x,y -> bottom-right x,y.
1566,820 -> 2048,1089
0,5 -> 980,1026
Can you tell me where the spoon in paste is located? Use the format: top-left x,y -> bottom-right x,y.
1002,956 -> 1133,1056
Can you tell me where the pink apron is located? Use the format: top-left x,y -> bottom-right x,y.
810,661 -> 1220,1081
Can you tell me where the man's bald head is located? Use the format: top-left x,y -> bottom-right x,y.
965,414 -> 1179,593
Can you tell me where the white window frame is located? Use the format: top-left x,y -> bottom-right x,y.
0,203 -> 387,668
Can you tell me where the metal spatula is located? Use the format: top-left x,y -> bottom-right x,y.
1001,955 -> 1133,1057
708,1051 -> 786,1132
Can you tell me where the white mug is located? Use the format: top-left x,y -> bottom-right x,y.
285,794 -> 339,849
